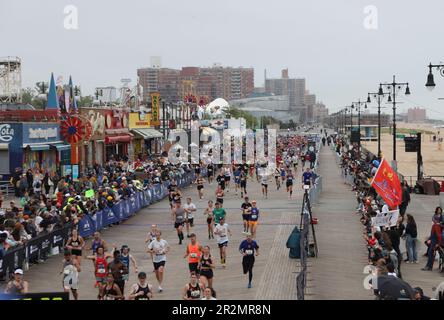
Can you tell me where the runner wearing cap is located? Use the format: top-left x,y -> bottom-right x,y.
239,233 -> 260,288
128,272 -> 153,300
4,269 -> 29,295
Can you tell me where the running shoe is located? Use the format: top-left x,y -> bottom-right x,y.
158,286 -> 163,293
248,283 -> 252,289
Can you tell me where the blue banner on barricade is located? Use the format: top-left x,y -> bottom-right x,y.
143,190 -> 151,206
91,211 -> 103,232
134,193 -> 141,212
154,185 -> 162,201
78,215 -> 95,238
112,201 -> 125,220
129,195 -> 137,215
102,207 -> 119,226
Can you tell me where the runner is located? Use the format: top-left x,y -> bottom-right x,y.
88,232 -> 108,254
194,164 -> 201,183
216,171 -> 226,191
198,245 -> 215,289
145,224 -> 158,244
239,233 -> 260,288
204,200 -> 215,239
201,287 -> 217,300
182,273 -> 204,300
147,230 -> 170,293
196,176 -> 205,200
260,173 -> 269,199
215,185 -> 224,206
234,166 -> 241,195
249,200 -> 260,239
128,272 -> 153,300
98,273 -> 124,300
207,163 -> 214,185
241,196 -> 252,234
86,246 -> 112,288
119,245 -> 139,281
183,197 -> 197,238
214,217 -> 231,267
107,250 -> 128,294
66,229 -> 85,266
183,233 -> 203,275
213,201 -> 227,225
61,250 -> 81,300
286,170 -> 294,199
4,269 -> 29,295
171,201 -> 186,244
240,169 -> 248,198
274,166 -> 281,190
302,167 -> 313,187
280,166 -> 286,184
224,166 -> 231,192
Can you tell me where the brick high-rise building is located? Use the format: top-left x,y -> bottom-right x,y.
407,107 -> 427,123
265,69 -> 305,109
137,65 -> 254,104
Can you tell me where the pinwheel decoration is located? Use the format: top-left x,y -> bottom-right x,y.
198,96 -> 208,107
61,116 -> 86,145
184,93 -> 197,104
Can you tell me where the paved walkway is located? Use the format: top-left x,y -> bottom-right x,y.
307,146 -> 373,300
2,169 -> 305,300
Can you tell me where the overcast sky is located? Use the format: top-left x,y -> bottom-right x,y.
2,0 -> 444,119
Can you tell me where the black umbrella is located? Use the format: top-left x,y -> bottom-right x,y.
376,275 -> 415,300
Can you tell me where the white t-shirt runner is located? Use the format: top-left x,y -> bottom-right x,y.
183,203 -> 197,220
214,223 -> 229,244
148,239 -> 169,263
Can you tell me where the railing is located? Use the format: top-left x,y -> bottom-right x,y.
0,170 -> 199,279
0,180 -> 14,198
296,137 -> 323,300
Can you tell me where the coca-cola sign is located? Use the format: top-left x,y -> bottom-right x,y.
0,124 -> 14,142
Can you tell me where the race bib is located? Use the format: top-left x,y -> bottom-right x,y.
251,215 -> 257,219
190,253 -> 197,258
245,249 -> 253,255
97,268 -> 106,274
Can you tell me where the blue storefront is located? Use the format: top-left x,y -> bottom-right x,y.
0,123 -> 71,178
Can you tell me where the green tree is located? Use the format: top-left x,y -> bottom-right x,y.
78,95 -> 94,108
21,87 -> 34,104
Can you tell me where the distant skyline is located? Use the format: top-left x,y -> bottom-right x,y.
2,0 -> 444,119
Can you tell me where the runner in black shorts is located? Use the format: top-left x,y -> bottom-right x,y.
207,163 -> 214,184
204,200 -> 215,239
286,170 -> 294,199
216,172 -> 225,190
240,170 -> 247,198
198,246 -> 215,289
241,196 -> 252,234
196,177 -> 204,200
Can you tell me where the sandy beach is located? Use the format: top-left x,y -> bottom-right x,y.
361,122 -> 444,186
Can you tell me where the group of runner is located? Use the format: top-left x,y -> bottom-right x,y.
55,133 -> 314,300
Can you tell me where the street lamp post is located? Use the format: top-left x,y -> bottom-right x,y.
351,100 -> 367,149
379,76 -> 411,168
368,89 -> 390,158
425,63 -> 444,91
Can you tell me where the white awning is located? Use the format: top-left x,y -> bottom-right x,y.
0,143 -> 9,150
131,128 -> 163,139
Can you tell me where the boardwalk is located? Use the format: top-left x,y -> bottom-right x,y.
4,169 -> 304,300
307,146 -> 372,300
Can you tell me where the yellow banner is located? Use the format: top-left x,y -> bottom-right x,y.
129,112 -> 150,129
151,92 -> 160,126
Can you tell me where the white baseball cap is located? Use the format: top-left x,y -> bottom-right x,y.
15,269 -> 24,275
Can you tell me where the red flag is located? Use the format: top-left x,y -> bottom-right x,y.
371,158 -> 402,208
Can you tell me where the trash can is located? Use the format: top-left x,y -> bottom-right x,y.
286,226 -> 301,259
